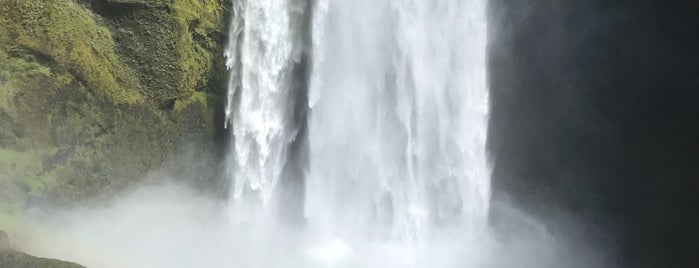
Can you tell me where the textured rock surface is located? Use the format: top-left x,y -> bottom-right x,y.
0,0 -> 231,226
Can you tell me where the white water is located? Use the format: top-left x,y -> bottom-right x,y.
224,0 -> 307,221
225,0 -> 491,266
5,1 -> 611,267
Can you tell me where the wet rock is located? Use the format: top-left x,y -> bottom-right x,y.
0,0 -> 231,212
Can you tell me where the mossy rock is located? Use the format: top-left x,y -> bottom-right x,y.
0,0 -> 143,105
87,0 -> 230,105
0,0 -> 231,219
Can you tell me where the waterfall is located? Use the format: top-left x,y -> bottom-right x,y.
306,0 -> 489,240
225,0 -> 490,266
224,0 -> 308,222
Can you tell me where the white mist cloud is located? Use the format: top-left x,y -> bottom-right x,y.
13,183 -> 234,268
8,182 -> 612,268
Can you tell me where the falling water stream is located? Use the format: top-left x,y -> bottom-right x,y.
5,1 -> 609,267
225,0 -> 490,267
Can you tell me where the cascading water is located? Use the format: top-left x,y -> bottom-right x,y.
4,1 -> 609,267
224,0 -> 308,223
306,0 -> 489,238
225,0 -> 490,266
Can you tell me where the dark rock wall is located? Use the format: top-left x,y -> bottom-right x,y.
488,1 -> 698,267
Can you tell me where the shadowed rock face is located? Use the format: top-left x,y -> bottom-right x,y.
0,230 -> 85,268
488,0 -> 698,267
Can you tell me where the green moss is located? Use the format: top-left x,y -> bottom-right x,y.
0,0 -> 143,105
0,50 -> 54,116
172,0 -> 224,96
0,0 -> 228,209
172,91 -> 218,137
173,91 -> 209,112
0,148 -> 59,196
0,47 -> 79,149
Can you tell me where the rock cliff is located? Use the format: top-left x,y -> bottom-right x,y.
0,0 -> 232,229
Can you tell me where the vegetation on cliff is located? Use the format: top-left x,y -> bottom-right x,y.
0,0 -> 231,230
0,0 -> 143,104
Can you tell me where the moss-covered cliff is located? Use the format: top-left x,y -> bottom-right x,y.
0,0 -> 231,229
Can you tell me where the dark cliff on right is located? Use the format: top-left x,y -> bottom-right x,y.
487,1 -> 698,267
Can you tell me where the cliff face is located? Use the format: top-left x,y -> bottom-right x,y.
0,0 -> 231,227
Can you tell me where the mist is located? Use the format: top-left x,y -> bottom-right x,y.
3,0 -> 694,267
9,179 -> 610,268
10,0 -> 613,267
487,1 -> 698,266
